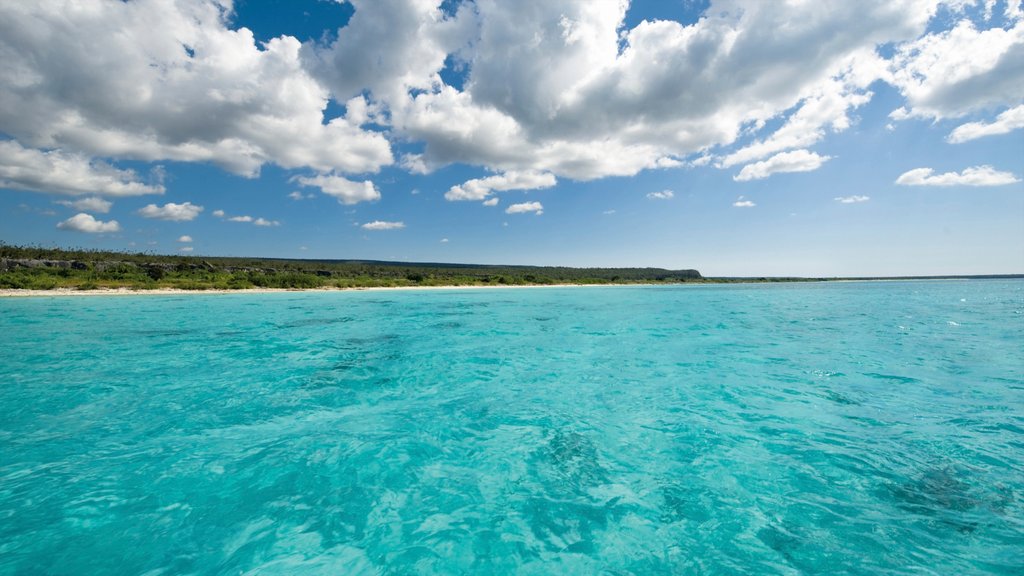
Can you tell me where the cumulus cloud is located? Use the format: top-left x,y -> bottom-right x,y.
445,170 -> 556,201
374,0 -> 938,181
732,196 -> 756,208
947,105 -> 1024,143
294,174 -> 381,204
178,235 -> 193,243
303,0 -> 476,105
505,201 -> 544,215
138,202 -> 204,221
288,191 -> 315,200
888,16 -> 1024,121
718,71 -> 876,168
223,213 -> 280,226
0,140 -> 164,196
56,213 -> 120,233
646,190 -> 674,200
482,198 -> 499,206
734,150 -> 831,182
362,220 -> 405,230
835,195 -> 871,203
895,165 -> 1020,186
179,246 -> 194,253
56,196 -> 113,214
5,0 -> 1021,215
0,1 -> 392,177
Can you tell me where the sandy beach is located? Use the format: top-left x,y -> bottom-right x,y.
0,284 -> 633,298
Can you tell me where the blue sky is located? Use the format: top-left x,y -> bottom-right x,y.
1,0 -> 1022,276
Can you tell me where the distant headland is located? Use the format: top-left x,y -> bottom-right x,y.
1,245 -> 1019,293
1,244 -> 703,291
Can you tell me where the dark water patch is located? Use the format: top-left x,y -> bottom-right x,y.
522,496 -> 609,554
981,422 -> 1024,435
131,328 -> 197,338
342,334 -> 401,347
824,390 -> 860,406
862,372 -> 922,384
530,430 -> 608,497
891,467 -> 978,512
659,484 -> 711,524
756,523 -> 802,565
470,529 -> 537,573
885,465 -> 1016,534
331,361 -> 359,373
277,316 -> 354,329
430,321 -> 464,330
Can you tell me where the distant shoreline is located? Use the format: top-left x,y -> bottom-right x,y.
2,276 -> 1021,298
0,284 -> 630,298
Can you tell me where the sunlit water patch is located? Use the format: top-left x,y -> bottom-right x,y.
1,281 -> 1022,574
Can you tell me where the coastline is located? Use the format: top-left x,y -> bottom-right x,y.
0,284 -> 634,298
3,277 -> 1016,298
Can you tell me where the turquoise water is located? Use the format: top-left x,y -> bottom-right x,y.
1,281 -> 1022,574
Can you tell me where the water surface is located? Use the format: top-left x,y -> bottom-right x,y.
1,281 -> 1022,574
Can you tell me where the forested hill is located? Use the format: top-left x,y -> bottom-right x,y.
0,245 -> 702,290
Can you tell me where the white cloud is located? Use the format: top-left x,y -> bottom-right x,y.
603,209 -> 616,215
0,1 -> 392,177
440,238 -> 449,243
947,104 -> 1024,143
288,191 -> 315,200
732,196 -> 756,208
895,165 -> 1020,186
482,197 -> 499,206
505,201 -> 544,215
138,202 -> 204,221
0,140 -> 163,196
56,213 -> 120,233
303,0 -> 476,104
179,246 -> 194,253
178,235 -> 193,243
390,1 -> 937,181
361,220 -> 405,230
445,170 -> 556,201
294,174 -> 380,204
718,67 -> 877,168
835,195 -> 870,203
646,190 -> 674,200
734,150 -> 831,182
7,0 -> 1021,214
888,17 -> 1024,120
56,196 -> 113,213
221,213 -> 280,227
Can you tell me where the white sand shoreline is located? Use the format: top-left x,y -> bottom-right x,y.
0,284 -> 639,298
2,277 -> 997,297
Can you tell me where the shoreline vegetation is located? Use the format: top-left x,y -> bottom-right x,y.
1,244 -> 709,292
1,245 -> 1020,295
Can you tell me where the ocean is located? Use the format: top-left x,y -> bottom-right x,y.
1,281 -> 1022,574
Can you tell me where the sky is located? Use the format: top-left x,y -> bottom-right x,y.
1,0 -> 1022,277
